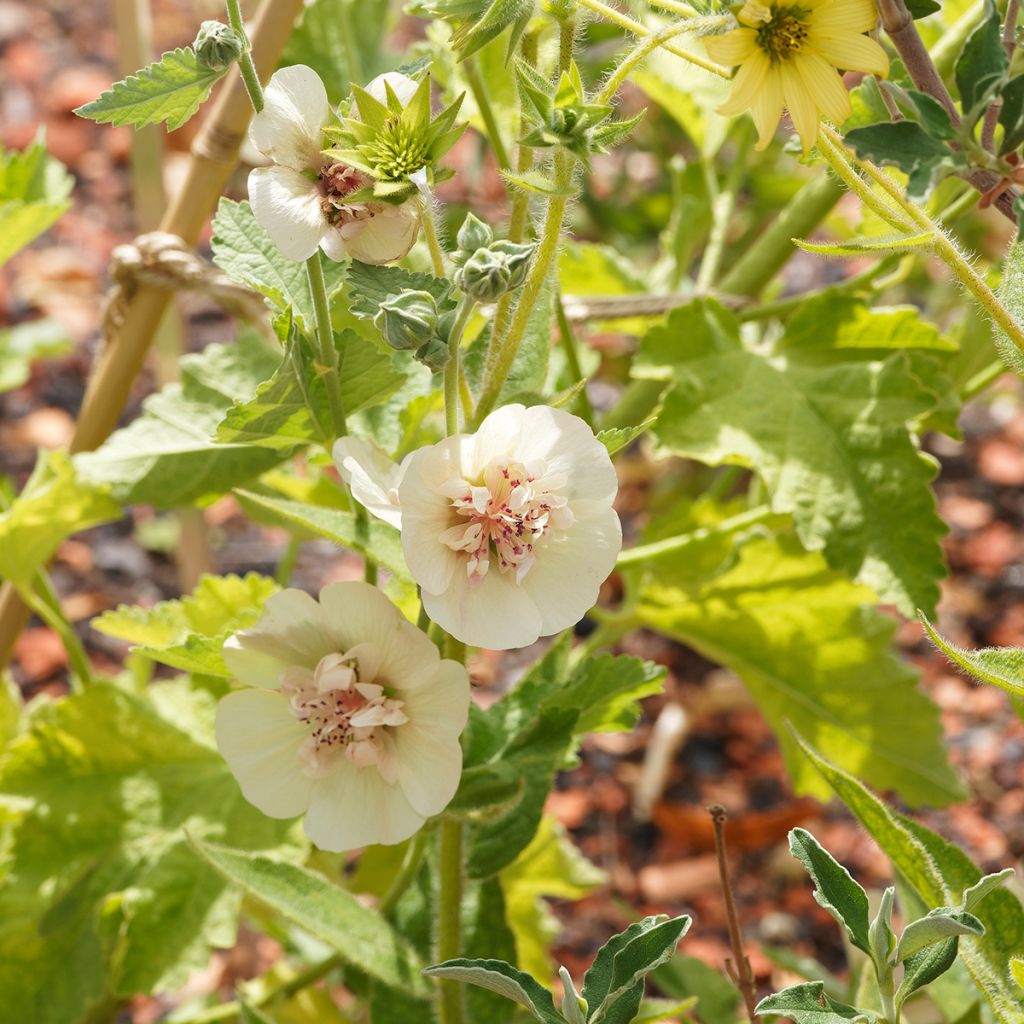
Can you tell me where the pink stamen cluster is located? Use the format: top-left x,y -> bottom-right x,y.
318,162 -> 374,226
438,458 -> 574,585
281,646 -> 407,780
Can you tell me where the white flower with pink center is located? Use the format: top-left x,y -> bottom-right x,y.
247,64 -> 420,264
334,404 -> 622,650
215,581 -> 469,851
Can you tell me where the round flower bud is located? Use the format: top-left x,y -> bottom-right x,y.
490,240 -> 536,291
415,335 -> 452,372
456,248 -> 512,301
456,212 -> 493,257
374,290 -> 439,351
193,20 -> 245,72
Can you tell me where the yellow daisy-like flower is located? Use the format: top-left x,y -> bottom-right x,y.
705,0 -> 889,153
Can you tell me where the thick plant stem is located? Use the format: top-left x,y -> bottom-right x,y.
422,204 -> 447,277
306,256 -> 347,439
437,818 -> 466,1024
507,33 -> 539,244
464,57 -> 511,169
226,0 -> 265,113
445,300 -> 475,436
0,0 -> 305,671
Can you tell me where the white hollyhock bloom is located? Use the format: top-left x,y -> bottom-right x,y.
215,581 -> 469,851
247,64 -> 420,264
334,405 -> 622,649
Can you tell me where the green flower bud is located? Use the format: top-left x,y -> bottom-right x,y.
456,248 -> 512,301
374,290 -> 439,351
193,20 -> 245,72
415,334 -> 451,372
489,240 -> 535,291
456,212 -> 493,256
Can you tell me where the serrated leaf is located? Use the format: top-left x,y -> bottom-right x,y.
638,298 -> 948,615
795,733 -> 1024,1024
920,614 -> 1024,699
843,121 -> 954,196
0,451 -> 120,589
424,959 -> 562,1023
210,200 -> 348,333
190,837 -> 430,997
955,1 -> 1007,117
789,828 -> 872,955
345,260 -> 453,320
92,573 -> 277,676
75,47 -> 227,130
597,420 -> 655,455
782,297 -> 956,352
0,139 -> 73,266
631,525 -> 962,806
0,319 -> 72,393
233,488 -> 410,581
0,681 -> 299,1023
755,982 -> 879,1023
897,909 -> 985,961
75,333 -> 288,507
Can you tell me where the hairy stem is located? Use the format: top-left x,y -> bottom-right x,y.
306,255 -> 347,439
445,299 -> 476,436
225,0 -> 265,113
464,56 -> 511,169
555,292 -> 595,425
422,203 -> 447,277
436,819 -> 465,1024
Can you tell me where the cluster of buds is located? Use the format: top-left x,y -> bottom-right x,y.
193,20 -> 246,72
374,290 -> 452,371
452,213 -> 536,302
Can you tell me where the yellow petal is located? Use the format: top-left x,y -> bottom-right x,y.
809,0 -> 877,33
793,52 -> 851,126
704,27 -> 758,66
809,31 -> 890,75
751,67 -> 785,149
718,50 -> 770,117
779,61 -> 820,154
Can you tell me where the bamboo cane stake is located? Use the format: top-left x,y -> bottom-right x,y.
0,0 -> 305,668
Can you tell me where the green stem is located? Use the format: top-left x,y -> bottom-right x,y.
21,573 -> 94,691
696,122 -> 752,291
445,299 -> 476,436
422,203 -> 447,277
436,817 -> 465,1024
508,32 -> 539,244
306,255 -> 347,439
616,506 -> 773,567
464,57 -> 511,169
379,830 -> 430,916
555,292 -> 594,425
275,535 -> 302,586
337,0 -> 364,85
225,0 -> 264,112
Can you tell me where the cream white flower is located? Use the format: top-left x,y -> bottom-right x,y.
334,405 -> 622,650
215,581 -> 469,851
247,64 -> 420,264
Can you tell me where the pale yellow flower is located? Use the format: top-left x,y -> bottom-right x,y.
705,0 -> 889,153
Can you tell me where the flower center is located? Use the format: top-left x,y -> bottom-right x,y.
318,162 -> 373,225
282,645 -> 408,780
749,3 -> 809,61
366,118 -> 429,181
438,458 -> 575,586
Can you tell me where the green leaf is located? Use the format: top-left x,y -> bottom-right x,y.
345,260 -> 453,321
447,762 -> 527,819
649,954 -> 742,1024
464,877 -> 523,1024
75,332 -> 288,507
782,297 -> 956,352
0,452 -> 119,589
795,232 -> 934,257
233,488 -> 410,582
955,0 -> 1008,117
190,836 -> 430,997
631,525 -> 961,806
897,909 -> 985,961
755,982 -> 879,1023
92,573 -> 277,676
597,419 -> 656,456
75,46 -> 227,130
789,828 -> 872,955
0,673 -> 21,748
632,997 -> 700,1024
216,328 -> 409,450
210,200 -> 348,333
587,915 -> 692,1024
0,319 -> 72,393
897,938 -> 960,1009
500,816 -> 605,980
422,959 -> 563,1024
501,168 -> 579,196
843,121 -> 953,196
963,870 -> 1016,913
920,614 -> 1024,699
0,138 -> 73,266
558,242 -> 653,336
638,298 -> 948,615
795,734 -> 1024,1024
906,90 -> 958,141
997,75 -> 1024,155
0,681 -> 299,1023
906,0 -> 941,16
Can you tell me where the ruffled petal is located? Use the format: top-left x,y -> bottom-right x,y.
808,31 -> 890,75
304,761 -> 424,850
780,61 -> 820,154
341,202 -> 421,266
248,165 -> 326,262
332,437 -> 405,529
704,27 -> 758,67
718,50 -> 771,117
750,67 -> 785,148
215,689 -> 314,818
249,63 -> 328,169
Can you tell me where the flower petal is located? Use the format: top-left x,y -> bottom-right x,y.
808,31 -> 890,75
794,52 -> 851,125
718,50 -> 770,117
809,0 -> 878,34
780,61 -> 820,154
363,72 -> 420,108
395,730 -> 463,817
522,505 -> 622,637
248,165 -> 326,262
399,658 -> 471,734
249,63 -> 328,169
304,761 -> 424,849
750,67 -> 785,148
332,437 -> 405,528
215,689 -> 314,818
224,588 -> 335,683
704,27 -> 758,67
341,202 -> 421,266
